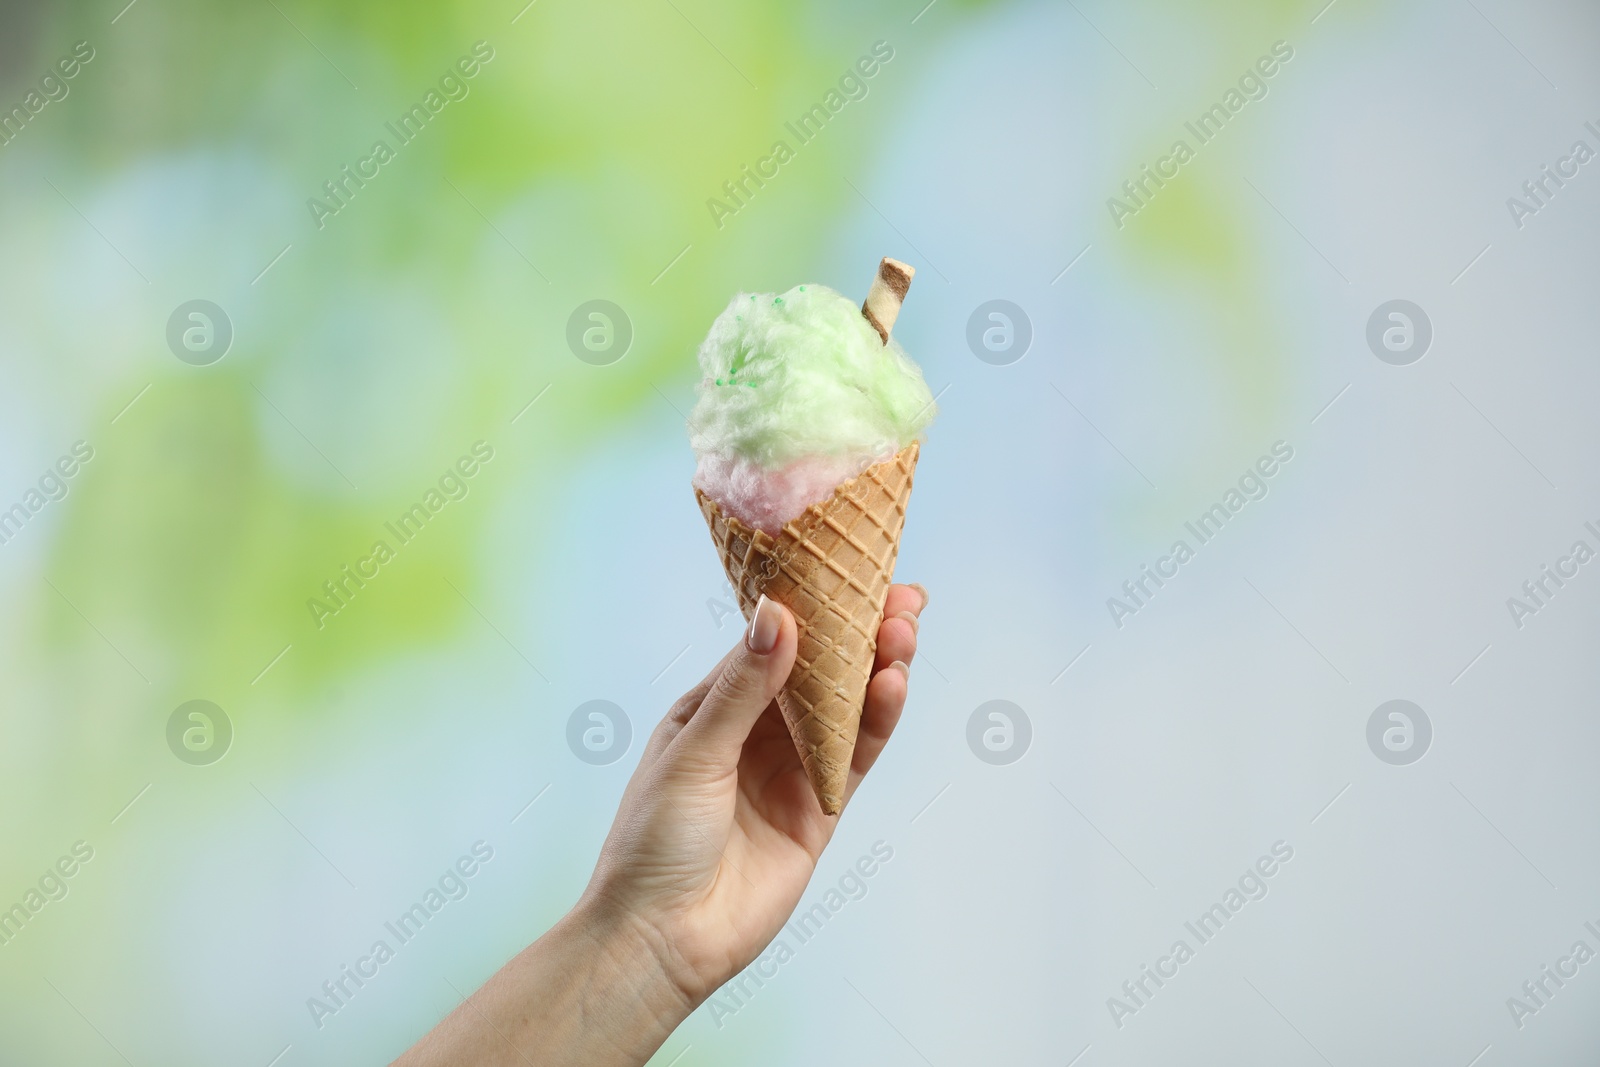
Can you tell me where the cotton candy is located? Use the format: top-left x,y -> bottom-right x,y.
688,284 -> 935,533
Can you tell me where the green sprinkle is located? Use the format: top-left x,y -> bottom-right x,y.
773,297 -> 783,305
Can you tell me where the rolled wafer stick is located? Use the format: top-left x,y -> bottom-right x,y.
861,256 -> 914,344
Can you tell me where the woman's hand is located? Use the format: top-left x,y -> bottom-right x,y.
584,582 -> 927,1007
394,584 -> 925,1067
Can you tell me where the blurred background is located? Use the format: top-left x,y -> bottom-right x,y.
2,0 -> 1598,1063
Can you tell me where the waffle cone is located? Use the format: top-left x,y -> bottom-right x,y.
695,442 -> 920,815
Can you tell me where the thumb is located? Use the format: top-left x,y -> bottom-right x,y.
670,595 -> 796,772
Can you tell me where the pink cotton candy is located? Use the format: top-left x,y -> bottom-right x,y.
695,450 -> 894,536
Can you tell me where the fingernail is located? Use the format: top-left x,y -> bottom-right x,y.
894,610 -> 919,635
889,660 -> 910,679
747,594 -> 781,654
909,583 -> 930,611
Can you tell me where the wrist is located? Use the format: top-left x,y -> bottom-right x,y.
393,893 -> 698,1067
552,893 -> 700,1053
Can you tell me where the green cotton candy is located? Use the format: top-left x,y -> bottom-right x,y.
688,284 -> 936,471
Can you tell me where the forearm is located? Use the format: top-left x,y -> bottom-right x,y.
394,901 -> 695,1067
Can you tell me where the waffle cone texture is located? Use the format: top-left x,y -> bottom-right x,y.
695,442 -> 920,815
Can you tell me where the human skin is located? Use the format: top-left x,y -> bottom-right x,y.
394,583 -> 928,1067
